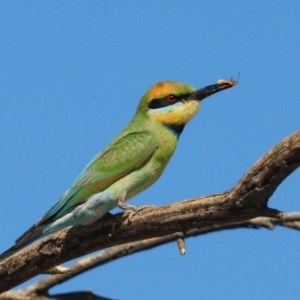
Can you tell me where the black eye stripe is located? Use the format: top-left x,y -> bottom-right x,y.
148,94 -> 190,109
148,97 -> 179,109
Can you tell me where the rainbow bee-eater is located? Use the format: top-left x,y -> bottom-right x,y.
0,79 -> 236,261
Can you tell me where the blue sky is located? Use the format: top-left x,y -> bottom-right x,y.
1,2 -> 300,299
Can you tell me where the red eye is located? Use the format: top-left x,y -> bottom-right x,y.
166,94 -> 176,103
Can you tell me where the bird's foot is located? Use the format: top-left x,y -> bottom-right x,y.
124,205 -> 155,222
117,194 -> 154,222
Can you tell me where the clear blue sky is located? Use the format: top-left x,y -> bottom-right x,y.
1,2 -> 300,299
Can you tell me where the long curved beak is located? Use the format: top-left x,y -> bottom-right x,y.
188,79 -> 237,101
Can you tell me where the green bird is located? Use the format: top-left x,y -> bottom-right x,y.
0,79 -> 236,261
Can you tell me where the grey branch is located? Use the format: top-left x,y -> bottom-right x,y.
0,129 -> 299,297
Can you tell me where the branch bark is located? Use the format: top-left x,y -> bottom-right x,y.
2,213 -> 300,300
0,129 -> 299,294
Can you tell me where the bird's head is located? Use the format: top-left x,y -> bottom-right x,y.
137,80 -> 236,134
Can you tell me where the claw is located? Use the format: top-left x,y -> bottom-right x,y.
125,205 -> 154,222
117,192 -> 154,222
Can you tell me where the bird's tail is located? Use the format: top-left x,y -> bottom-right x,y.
0,224 -> 46,262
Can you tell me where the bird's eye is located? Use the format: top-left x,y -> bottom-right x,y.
166,95 -> 176,103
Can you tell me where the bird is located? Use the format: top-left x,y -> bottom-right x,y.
0,79 -> 237,261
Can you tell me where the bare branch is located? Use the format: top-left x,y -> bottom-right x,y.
2,212 -> 300,300
0,130 -> 299,294
45,265 -> 70,275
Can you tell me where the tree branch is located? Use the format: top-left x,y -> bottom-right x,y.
0,129 -> 299,294
2,212 -> 300,300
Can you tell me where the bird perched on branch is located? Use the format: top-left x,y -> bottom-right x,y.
0,79 -> 237,261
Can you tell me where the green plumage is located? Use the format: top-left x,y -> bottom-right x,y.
0,79 -> 236,261
40,107 -> 177,220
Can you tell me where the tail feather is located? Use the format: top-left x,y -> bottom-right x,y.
0,225 -> 46,262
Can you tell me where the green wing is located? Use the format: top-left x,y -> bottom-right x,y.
36,130 -> 157,226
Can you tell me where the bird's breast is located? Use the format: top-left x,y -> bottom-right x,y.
105,125 -> 178,202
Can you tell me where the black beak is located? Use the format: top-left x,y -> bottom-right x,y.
188,80 -> 237,101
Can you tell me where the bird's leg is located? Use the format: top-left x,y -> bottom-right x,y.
117,191 -> 139,211
117,192 -> 154,222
